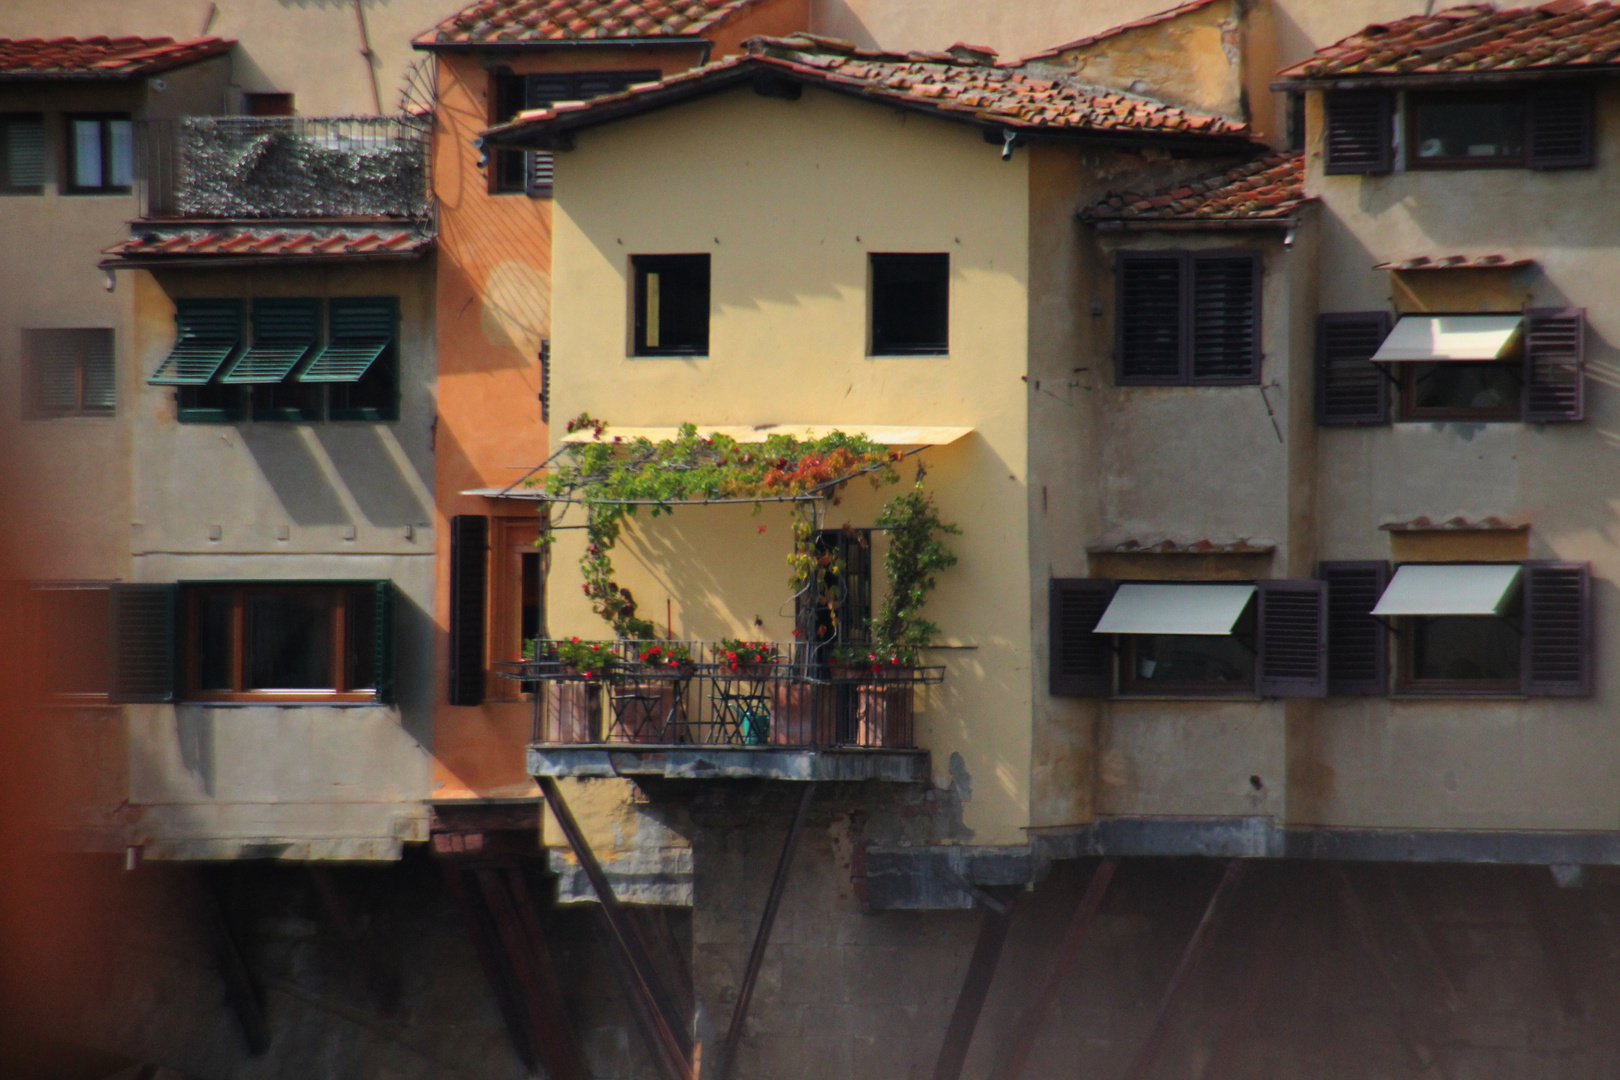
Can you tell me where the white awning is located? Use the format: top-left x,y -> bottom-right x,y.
1371,315 -> 1523,363
559,424 -> 974,447
1094,583 -> 1257,636
461,486 -> 545,499
1371,563 -> 1521,616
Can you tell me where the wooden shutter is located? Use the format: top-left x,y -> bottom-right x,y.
522,74 -> 575,195
109,583 -> 176,703
1117,253 -> 1184,385
1523,308 -> 1584,422
373,580 -> 397,706
1528,86 -> 1593,169
1256,579 -> 1327,697
1522,561 -> 1590,697
1317,312 -> 1391,426
1189,252 -> 1261,384
1324,91 -> 1393,175
449,515 -> 489,706
81,329 -> 116,413
1049,579 -> 1114,696
1320,561 -> 1389,695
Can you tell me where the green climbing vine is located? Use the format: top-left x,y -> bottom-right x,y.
869,487 -> 961,663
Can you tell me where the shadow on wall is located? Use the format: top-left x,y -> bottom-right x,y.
315,425 -> 430,529
238,425 -> 351,527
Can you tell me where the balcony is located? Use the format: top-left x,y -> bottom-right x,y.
510,641 -> 938,782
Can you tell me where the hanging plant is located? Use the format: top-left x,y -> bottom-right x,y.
869,486 -> 961,665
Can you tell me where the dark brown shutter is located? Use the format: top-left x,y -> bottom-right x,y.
1522,561 -> 1590,697
1523,308 -> 1584,422
1528,86 -> 1593,169
1189,252 -> 1261,384
1116,253 -> 1184,385
373,580 -> 396,707
1317,312 -> 1391,425
1050,579 -> 1114,696
1324,91 -> 1393,175
1320,561 -> 1389,695
109,583 -> 176,703
1256,579 -> 1327,697
449,515 -> 489,706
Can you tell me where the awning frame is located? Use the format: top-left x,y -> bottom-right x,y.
1093,582 -> 1259,637
1370,562 -> 1524,618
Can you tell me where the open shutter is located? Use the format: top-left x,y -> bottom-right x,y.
1522,562 -> 1590,697
148,299 -> 242,385
1049,579 -> 1114,696
1523,308 -> 1584,422
1256,579 -> 1327,697
523,74 -> 577,196
1317,312 -> 1391,426
300,297 -> 396,382
1324,91 -> 1393,175
373,579 -> 396,706
1189,252 -> 1261,383
1320,561 -> 1389,695
223,298 -> 318,383
449,515 -> 489,706
109,583 -> 176,703
1528,86 -> 1593,169
1117,253 -> 1184,385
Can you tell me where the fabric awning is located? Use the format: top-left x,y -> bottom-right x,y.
558,424 -> 974,447
1371,563 -> 1521,616
1094,583 -> 1257,636
1371,315 -> 1523,364
461,486 -> 546,499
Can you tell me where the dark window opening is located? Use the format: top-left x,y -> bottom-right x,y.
1119,602 -> 1258,695
65,114 -> 132,193
25,328 -> 114,418
1411,93 -> 1525,167
251,380 -> 322,421
491,70 -> 659,196
245,92 -> 295,117
521,552 -> 543,648
178,382 -> 245,423
328,343 -> 399,420
0,113 -> 45,193
1404,614 -> 1521,690
1400,360 -> 1522,420
37,586 -> 111,697
870,253 -> 949,355
632,254 -> 709,356
1284,92 -> 1306,152
182,584 -> 382,703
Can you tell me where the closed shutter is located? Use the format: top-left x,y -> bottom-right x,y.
1528,86 -> 1593,169
1317,312 -> 1391,426
27,330 -> 80,416
5,114 -> 44,189
1319,561 -> 1389,695
1324,91 -> 1393,175
1523,308 -> 1584,422
1049,579 -> 1114,696
81,329 -> 116,413
1117,253 -> 1184,385
1189,253 -> 1261,383
1256,579 -> 1327,697
373,579 -> 397,706
109,583 -> 176,703
521,72 -> 656,196
449,515 -> 489,706
1522,561 -> 1590,697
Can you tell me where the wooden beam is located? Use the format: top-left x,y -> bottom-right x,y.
306,865 -> 400,1017
716,785 -> 814,1080
197,870 -> 269,1056
1119,859 -> 1246,1080
440,861 -> 538,1075
931,889 -> 1020,1080
988,857 -> 1118,1080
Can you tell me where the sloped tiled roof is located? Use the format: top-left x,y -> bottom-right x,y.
1275,2 -> 1620,84
484,35 -> 1251,147
1021,0 -> 1224,63
1081,151 -> 1306,224
0,36 -> 233,80
102,226 -> 432,264
1373,254 -> 1535,270
416,0 -> 767,45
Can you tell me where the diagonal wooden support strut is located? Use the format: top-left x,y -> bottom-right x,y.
716,784 -> 814,1080
989,857 -> 1119,1080
932,887 -> 1020,1080
538,775 -> 694,1080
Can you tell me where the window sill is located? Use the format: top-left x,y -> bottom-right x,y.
1388,692 -> 1529,701
631,352 -> 708,359
1109,693 -> 1263,702
871,349 -> 949,358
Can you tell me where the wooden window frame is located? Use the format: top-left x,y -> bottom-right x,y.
488,515 -> 544,701
63,113 -> 133,195
1406,90 -> 1528,170
1116,614 -> 1259,697
1115,250 -> 1263,387
1395,358 -> 1523,422
1394,615 -> 1523,696
180,583 -> 380,704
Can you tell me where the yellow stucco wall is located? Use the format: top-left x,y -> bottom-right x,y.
549,85 -> 1034,843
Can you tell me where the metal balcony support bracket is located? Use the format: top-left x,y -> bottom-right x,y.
306,865 -> 400,1018
989,857 -> 1119,1080
1201,873 -> 1298,1080
196,868 -> 270,1057
1120,858 -> 1247,1080
931,887 -> 1021,1080
716,785 -> 815,1080
440,862 -> 539,1076
538,775 -> 695,1080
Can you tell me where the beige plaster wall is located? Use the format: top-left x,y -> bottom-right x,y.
549,85 -> 1033,843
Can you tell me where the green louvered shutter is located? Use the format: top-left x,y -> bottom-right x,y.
299,297 -> 396,383
373,579 -> 396,705
109,583 -> 177,703
222,298 -> 318,383
148,299 -> 243,385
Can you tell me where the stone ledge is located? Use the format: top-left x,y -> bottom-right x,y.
526,744 -> 931,783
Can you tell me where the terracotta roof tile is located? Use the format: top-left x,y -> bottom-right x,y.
1372,253 -> 1536,270
1276,2 -> 1620,83
1081,150 -> 1306,222
0,36 -> 233,79
1021,0 -> 1225,63
417,0 -> 764,45
102,226 -> 433,262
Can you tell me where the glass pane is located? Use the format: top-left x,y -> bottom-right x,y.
72,120 -> 102,188
345,588 -> 376,691
245,590 -> 333,689
107,119 -> 134,187
40,589 -> 110,694
1411,361 -> 1521,412
1128,633 -> 1256,687
7,116 -> 44,187
1414,98 -> 1524,161
1412,616 -> 1520,682
195,591 -> 234,691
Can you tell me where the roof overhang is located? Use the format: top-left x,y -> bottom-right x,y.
101,249 -> 432,271
557,424 -> 973,447
1090,216 -> 1304,232
413,35 -> 709,52
1370,314 -> 1523,364
1371,564 -> 1522,617
1094,583 -> 1257,636
1272,68 -> 1619,93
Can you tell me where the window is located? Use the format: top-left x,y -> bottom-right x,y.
181,583 -> 393,703
321,297 -> 400,421
448,515 -> 547,705
1120,604 -> 1257,694
24,328 -> 115,418
1410,92 -> 1524,167
1324,86 -> 1593,174
65,114 -> 133,194
632,255 -> 709,356
1116,251 -> 1261,385
34,585 -> 111,698
0,114 -> 45,193
870,253 -> 949,355
491,70 -> 659,196
244,92 -> 295,117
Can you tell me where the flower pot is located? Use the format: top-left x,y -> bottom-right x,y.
770,680 -> 831,747
829,663 -> 869,681
856,673 -> 914,748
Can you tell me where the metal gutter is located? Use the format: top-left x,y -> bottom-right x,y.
101,250 -> 431,270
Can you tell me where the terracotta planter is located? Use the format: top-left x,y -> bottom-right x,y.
829,663 -> 869,681
723,662 -> 775,680
856,676 -> 914,748
544,681 -> 601,744
770,681 -> 831,747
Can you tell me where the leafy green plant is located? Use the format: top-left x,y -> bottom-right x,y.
869,487 -> 960,662
717,639 -> 778,670
556,637 -> 617,680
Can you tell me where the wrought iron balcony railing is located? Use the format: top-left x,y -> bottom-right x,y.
503,641 -> 942,751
